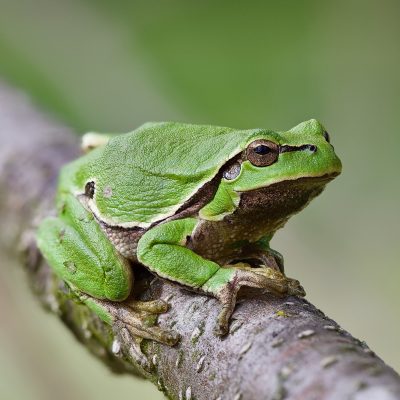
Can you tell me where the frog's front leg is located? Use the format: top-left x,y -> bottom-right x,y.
36,194 -> 179,357
137,218 -> 305,336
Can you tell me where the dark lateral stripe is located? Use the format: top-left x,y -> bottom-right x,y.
279,144 -> 314,153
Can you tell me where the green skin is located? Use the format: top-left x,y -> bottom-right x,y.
37,119 -> 342,348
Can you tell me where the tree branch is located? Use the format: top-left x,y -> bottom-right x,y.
1,81 -> 399,400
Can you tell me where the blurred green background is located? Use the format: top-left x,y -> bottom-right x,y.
1,0 -> 399,399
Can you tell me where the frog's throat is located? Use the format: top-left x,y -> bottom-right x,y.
200,172 -> 338,223
235,173 -> 338,224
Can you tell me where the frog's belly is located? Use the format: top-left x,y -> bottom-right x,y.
188,214 -> 287,265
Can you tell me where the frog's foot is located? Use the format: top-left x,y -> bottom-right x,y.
82,296 -> 180,346
205,264 -> 305,336
116,329 -> 149,369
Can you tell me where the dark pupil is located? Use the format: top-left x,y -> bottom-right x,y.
254,145 -> 270,155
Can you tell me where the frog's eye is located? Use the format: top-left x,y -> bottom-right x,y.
323,131 -> 330,143
246,140 -> 279,167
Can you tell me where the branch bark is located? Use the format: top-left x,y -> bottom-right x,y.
1,82 -> 399,400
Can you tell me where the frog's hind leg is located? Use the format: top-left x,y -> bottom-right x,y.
36,194 -> 179,350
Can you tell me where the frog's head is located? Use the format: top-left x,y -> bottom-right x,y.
214,119 -> 342,222
224,119 -> 342,193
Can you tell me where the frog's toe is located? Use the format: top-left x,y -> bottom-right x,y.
250,268 -> 306,297
214,321 -> 228,337
241,267 -> 288,295
117,333 -> 152,370
155,327 -> 181,346
117,304 -> 179,346
287,278 -> 306,297
118,329 -> 176,371
215,303 -> 235,337
127,299 -> 169,314
125,322 -> 179,346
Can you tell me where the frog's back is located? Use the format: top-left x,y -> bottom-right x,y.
60,122 -> 264,228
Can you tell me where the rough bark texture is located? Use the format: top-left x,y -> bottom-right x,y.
1,82 -> 399,400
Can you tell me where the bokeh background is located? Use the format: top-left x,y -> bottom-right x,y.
1,1 -> 399,399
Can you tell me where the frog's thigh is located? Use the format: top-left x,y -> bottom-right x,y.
37,194 -> 132,301
137,218 -> 235,289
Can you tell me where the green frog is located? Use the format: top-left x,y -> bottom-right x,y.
37,119 -> 341,349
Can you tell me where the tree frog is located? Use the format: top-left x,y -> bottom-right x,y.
37,119 -> 341,349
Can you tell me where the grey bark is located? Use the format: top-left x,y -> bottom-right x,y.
0,81 -> 399,400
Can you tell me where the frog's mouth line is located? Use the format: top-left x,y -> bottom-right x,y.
308,171 -> 339,179
277,171 -> 341,185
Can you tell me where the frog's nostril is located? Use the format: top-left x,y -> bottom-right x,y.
307,145 -> 317,153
